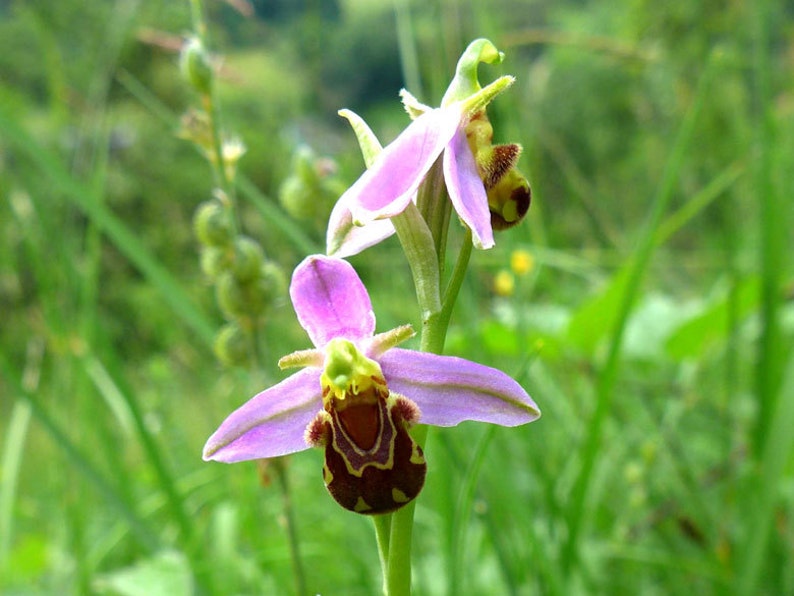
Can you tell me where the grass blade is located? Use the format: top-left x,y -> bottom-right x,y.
560,51 -> 718,577
0,353 -> 161,553
0,107 -> 216,348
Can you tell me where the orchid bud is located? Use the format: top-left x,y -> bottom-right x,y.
200,246 -> 232,279
194,200 -> 233,247
244,262 -> 287,315
216,273 -> 262,318
278,175 -> 313,220
213,323 -> 249,367
180,37 -> 213,95
216,259 -> 286,320
231,236 -> 264,282
216,272 -> 249,318
257,261 -> 288,308
279,147 -> 340,220
279,147 -> 321,219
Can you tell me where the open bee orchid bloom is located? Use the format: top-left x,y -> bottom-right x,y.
203,255 -> 540,514
328,102 -> 494,254
327,39 -> 530,258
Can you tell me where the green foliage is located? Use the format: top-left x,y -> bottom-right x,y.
1,0 -> 792,594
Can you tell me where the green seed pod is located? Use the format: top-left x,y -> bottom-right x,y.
231,236 -> 264,282
200,246 -> 232,280
216,262 -> 286,319
278,146 -> 338,220
180,37 -> 213,95
213,323 -> 249,367
295,146 -> 319,184
216,272 -> 251,318
262,261 -> 287,296
278,174 -> 314,220
194,201 -> 233,247
245,261 -> 287,314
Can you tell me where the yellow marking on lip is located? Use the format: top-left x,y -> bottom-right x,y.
392,488 -> 410,504
410,443 -> 425,465
353,497 -> 372,513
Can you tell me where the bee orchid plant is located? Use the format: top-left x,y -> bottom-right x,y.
203,38 -> 538,595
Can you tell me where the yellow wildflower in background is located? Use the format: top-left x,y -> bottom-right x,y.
494,270 -> 515,296
510,249 -> 534,276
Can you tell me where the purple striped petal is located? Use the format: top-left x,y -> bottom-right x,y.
203,368 -> 323,463
342,107 -> 463,224
290,255 -> 376,347
379,348 -> 539,427
326,197 -> 397,258
444,126 -> 494,249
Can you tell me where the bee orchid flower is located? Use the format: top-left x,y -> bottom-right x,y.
203,255 -> 540,514
327,38 -> 530,258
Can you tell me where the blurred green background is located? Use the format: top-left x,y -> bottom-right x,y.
1,0 -> 792,594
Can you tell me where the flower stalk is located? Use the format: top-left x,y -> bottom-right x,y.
184,1 -> 305,592
381,174 -> 462,595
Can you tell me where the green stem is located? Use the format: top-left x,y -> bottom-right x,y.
190,0 -> 237,230
202,90 -> 235,205
416,158 -> 451,271
373,514 -> 393,594
391,203 -> 442,320
438,230 -> 474,339
383,231 -> 470,594
385,424 -> 429,596
188,0 -> 207,38
382,117 -> 481,591
273,459 -> 308,596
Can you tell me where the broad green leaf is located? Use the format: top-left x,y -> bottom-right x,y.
566,266 -> 633,354
94,551 -> 193,596
666,276 -> 760,360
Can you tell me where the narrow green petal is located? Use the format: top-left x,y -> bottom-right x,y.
338,109 -> 383,168
400,88 -> 431,119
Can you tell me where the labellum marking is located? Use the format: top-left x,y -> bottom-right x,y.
318,378 -> 426,515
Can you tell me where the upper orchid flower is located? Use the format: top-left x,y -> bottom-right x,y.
203,255 -> 540,514
327,39 -> 531,258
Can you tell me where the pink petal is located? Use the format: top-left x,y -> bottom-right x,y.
443,127 -> 494,249
326,197 -> 397,258
202,368 -> 322,462
341,107 -> 463,223
290,255 -> 376,347
379,348 -> 539,426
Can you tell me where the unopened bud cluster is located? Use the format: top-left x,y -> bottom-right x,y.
193,197 -> 286,366
278,146 -> 345,222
